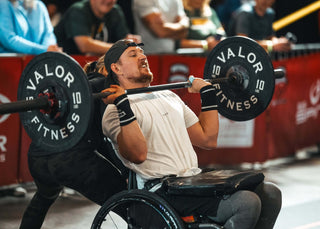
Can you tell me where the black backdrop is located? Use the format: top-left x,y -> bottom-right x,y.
273,0 -> 320,43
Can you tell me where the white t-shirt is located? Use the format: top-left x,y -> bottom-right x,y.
132,0 -> 186,54
102,90 -> 201,187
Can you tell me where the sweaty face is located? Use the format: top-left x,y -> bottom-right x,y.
91,0 -> 116,18
116,46 -> 153,86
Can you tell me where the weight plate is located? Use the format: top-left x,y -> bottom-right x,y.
204,36 -> 275,121
17,52 -> 93,153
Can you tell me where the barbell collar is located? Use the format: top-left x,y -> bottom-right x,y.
274,68 -> 286,79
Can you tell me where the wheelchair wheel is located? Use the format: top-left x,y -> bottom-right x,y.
91,189 -> 185,229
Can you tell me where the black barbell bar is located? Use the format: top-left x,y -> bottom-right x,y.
92,75 -> 233,100
0,96 -> 50,115
93,68 -> 284,100
0,75 -> 232,115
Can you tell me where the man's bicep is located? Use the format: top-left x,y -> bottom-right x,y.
184,104 -> 202,146
102,106 -> 121,143
187,122 -> 206,147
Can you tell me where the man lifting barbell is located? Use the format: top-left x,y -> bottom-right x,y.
0,36 -> 283,228
101,39 -> 282,229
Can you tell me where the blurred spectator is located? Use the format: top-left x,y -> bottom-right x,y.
227,0 -> 292,52
0,0 -> 62,55
42,0 -> 79,26
54,0 -> 141,56
132,0 -> 189,54
179,0 -> 226,52
215,0 -> 242,31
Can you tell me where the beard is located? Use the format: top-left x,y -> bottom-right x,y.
129,71 -> 153,84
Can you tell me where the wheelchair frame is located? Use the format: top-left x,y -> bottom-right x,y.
91,171 -> 224,229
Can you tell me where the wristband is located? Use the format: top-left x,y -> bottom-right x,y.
201,40 -> 208,51
200,85 -> 218,111
189,75 -> 195,84
114,94 -> 136,126
267,40 -> 273,53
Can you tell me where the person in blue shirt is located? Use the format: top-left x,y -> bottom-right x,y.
0,0 -> 62,55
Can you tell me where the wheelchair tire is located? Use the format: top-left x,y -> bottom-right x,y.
91,189 -> 185,229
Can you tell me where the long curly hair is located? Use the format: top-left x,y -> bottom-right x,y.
83,55 -> 106,74
83,55 -> 119,85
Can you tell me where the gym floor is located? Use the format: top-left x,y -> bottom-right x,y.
1,149 -> 320,229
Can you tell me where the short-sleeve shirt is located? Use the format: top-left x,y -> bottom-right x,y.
54,0 -> 129,54
102,90 -> 200,186
227,3 -> 275,40
133,0 -> 186,54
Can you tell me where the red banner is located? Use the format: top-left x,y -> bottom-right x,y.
0,57 -> 23,186
269,53 -> 320,159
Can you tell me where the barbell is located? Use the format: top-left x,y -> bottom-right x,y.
0,36 -> 283,152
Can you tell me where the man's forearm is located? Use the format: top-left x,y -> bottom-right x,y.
143,13 -> 188,39
162,15 -> 189,39
162,22 -> 188,39
74,36 -> 113,55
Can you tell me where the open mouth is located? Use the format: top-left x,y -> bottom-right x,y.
140,61 -> 149,69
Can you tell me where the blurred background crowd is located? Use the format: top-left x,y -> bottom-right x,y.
0,0 -> 319,57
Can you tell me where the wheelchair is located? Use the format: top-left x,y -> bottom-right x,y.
91,171 -> 224,229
